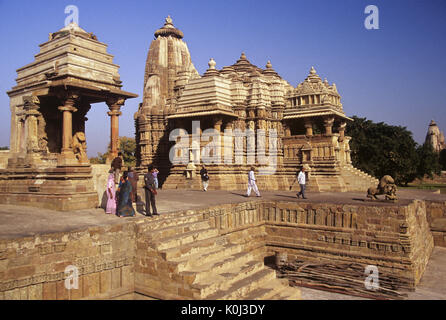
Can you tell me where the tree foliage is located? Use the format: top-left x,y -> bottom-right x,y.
440,149 -> 446,171
89,136 -> 136,166
346,116 -> 440,186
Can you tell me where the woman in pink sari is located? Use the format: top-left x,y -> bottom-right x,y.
106,169 -> 116,214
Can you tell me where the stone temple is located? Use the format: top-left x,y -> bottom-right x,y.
0,22 -> 137,210
135,17 -> 378,191
425,120 -> 446,153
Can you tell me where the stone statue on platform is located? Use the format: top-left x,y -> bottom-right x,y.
72,132 -> 88,163
367,175 -> 397,201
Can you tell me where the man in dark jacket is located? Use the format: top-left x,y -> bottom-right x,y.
144,165 -> 158,216
111,152 -> 123,184
200,164 -> 209,191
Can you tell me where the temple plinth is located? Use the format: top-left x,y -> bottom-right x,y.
0,22 -> 137,211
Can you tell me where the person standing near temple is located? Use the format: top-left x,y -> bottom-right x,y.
296,167 -> 307,199
111,152 -> 123,184
246,166 -> 261,197
200,164 -> 209,192
116,171 -> 135,217
105,168 -> 116,215
144,165 -> 158,216
128,166 -> 139,205
152,167 -> 159,189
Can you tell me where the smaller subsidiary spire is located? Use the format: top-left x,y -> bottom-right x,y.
208,58 -> 216,70
203,58 -> 219,77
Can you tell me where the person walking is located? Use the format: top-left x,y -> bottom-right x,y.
246,166 -> 261,197
111,152 -> 123,184
144,165 -> 158,216
296,167 -> 307,199
200,165 -> 209,191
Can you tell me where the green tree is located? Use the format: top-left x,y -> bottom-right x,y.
88,136 -> 136,166
440,149 -> 446,171
416,143 -> 441,180
0,146 -> 9,150
346,116 -> 419,186
119,136 -> 136,166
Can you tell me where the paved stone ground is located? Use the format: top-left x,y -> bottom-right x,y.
0,188 -> 445,300
1,189 -> 444,240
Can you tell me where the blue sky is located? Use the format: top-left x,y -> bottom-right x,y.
0,0 -> 445,156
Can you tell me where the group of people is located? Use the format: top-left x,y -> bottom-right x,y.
200,164 -> 308,199
105,152 -> 160,217
105,153 -> 308,217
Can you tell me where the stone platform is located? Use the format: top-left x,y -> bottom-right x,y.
0,189 -> 445,300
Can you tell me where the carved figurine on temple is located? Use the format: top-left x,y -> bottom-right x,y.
72,132 -> 88,163
367,175 -> 397,201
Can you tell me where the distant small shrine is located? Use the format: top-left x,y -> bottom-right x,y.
0,23 -> 137,210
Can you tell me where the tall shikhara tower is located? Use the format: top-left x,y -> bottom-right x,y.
135,16 -> 198,177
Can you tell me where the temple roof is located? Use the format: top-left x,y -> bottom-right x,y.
50,22 -> 97,41
230,52 -> 264,74
8,22 -> 137,101
293,67 -> 339,97
154,16 -> 184,39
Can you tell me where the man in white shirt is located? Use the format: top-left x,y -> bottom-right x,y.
296,167 -> 307,199
246,166 -> 261,197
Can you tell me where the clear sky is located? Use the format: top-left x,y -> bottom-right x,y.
0,0 -> 445,157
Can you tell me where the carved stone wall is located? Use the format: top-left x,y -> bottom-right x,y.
0,222 -> 135,299
0,199 -> 440,299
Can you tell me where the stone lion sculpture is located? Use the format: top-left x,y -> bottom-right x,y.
367,175 -> 398,201
72,132 -> 88,163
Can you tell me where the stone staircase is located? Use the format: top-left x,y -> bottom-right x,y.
135,209 -> 300,300
340,165 -> 379,191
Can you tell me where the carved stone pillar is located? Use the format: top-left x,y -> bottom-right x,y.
324,117 -> 335,136
23,96 -> 41,153
57,93 -> 79,165
283,123 -> 291,137
338,121 -> 346,142
214,117 -> 223,163
304,118 -> 313,137
223,121 -> 233,164
107,97 -> 125,161
23,96 -> 42,165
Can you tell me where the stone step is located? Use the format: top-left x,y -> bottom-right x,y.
153,227 -> 220,251
268,285 -> 301,300
138,211 -> 205,232
243,278 -> 295,300
160,235 -> 228,260
183,245 -> 265,285
172,242 -> 243,273
205,267 -> 277,300
197,260 -> 268,299
146,220 -> 211,241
